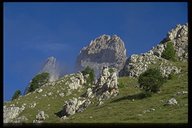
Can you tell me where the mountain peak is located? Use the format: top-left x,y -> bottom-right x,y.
40,56 -> 59,82
76,34 -> 127,77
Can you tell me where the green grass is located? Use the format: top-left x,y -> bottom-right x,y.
4,61 -> 188,123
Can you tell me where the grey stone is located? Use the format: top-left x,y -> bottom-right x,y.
59,93 -> 65,97
37,89 -> 43,93
33,111 -> 49,123
4,106 -> 24,123
165,98 -> 178,105
120,23 -> 188,77
76,34 -> 127,77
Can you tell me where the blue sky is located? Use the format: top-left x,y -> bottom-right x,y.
3,2 -> 187,101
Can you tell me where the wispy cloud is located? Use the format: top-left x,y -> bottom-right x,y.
33,41 -> 70,52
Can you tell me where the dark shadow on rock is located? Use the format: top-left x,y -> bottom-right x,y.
111,92 -> 147,103
54,110 -> 64,118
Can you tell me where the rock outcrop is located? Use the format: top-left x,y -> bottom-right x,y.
3,106 -> 24,123
120,23 -> 187,77
40,56 -> 60,82
93,66 -> 119,101
59,66 -> 119,118
61,97 -> 91,117
76,34 -> 127,77
119,53 -> 158,77
151,23 -> 188,60
33,111 -> 49,123
166,23 -> 188,61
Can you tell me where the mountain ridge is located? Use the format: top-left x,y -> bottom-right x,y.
3,23 -> 188,124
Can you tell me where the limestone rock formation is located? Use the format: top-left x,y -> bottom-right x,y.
33,111 -> 49,123
76,34 -> 127,77
3,106 -> 24,123
61,97 -> 91,116
12,116 -> 28,123
151,23 -> 188,60
93,66 -> 119,100
59,66 -> 119,118
166,23 -> 188,61
120,23 -> 187,77
119,53 -> 158,77
40,56 -> 60,82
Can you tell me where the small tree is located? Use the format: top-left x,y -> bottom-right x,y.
138,68 -> 165,94
12,90 -> 21,101
28,72 -> 49,93
161,41 -> 176,61
81,66 -> 95,86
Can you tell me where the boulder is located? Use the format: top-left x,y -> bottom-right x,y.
62,98 -> 78,116
33,111 -> 49,123
165,98 -> 178,106
36,89 -> 43,93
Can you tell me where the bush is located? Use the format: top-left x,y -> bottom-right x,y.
161,41 -> 176,61
138,68 -> 165,93
28,72 -> 49,93
81,66 -> 95,86
12,90 -> 21,101
108,68 -> 114,74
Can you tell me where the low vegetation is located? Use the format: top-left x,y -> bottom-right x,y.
27,72 -> 50,93
138,68 -> 165,94
161,41 -> 176,61
11,90 -> 21,101
81,66 -> 95,86
4,61 -> 188,123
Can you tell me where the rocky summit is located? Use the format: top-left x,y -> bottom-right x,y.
40,56 -> 60,82
76,34 -> 127,77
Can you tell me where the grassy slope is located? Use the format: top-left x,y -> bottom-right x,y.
4,61 -> 188,123
63,61 -> 188,123
4,75 -> 87,123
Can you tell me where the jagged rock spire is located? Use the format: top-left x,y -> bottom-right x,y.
76,34 -> 127,77
40,56 -> 59,82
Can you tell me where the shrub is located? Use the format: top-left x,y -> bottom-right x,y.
12,90 -> 21,101
108,68 -> 114,74
138,68 -> 165,93
28,72 -> 49,93
81,66 -> 95,86
161,41 -> 176,61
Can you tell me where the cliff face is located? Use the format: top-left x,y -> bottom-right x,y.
76,34 -> 127,77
